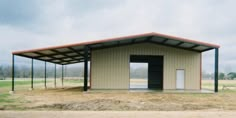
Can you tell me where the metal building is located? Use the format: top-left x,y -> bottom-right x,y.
11,32 -> 220,92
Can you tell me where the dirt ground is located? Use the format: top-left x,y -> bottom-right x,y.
0,80 -> 236,111
2,86 -> 235,111
1,111 -> 236,118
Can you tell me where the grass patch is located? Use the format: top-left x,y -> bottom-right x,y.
0,93 -> 28,110
0,79 -> 83,88
0,93 -> 14,103
202,83 -> 236,87
63,79 -> 83,83
0,80 -> 44,88
0,80 -> 13,88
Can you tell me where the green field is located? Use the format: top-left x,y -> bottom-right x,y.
0,80 -> 43,88
0,78 -> 83,90
1,79 -> 235,91
202,80 -> 236,91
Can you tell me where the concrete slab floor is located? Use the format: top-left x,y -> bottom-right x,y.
88,89 -> 214,93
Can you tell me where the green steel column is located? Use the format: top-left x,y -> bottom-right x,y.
54,64 -> 56,88
83,46 -> 88,91
62,65 -> 64,88
44,61 -> 47,89
31,59 -> 34,90
11,54 -> 15,91
215,48 -> 219,92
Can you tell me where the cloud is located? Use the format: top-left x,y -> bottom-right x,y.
0,0 -> 40,27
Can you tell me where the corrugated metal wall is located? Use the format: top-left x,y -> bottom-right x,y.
91,43 -> 201,90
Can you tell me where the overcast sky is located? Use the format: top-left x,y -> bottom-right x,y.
0,0 -> 235,73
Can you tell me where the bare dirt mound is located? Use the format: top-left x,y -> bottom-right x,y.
33,99 -> 141,110
31,98 -> 224,111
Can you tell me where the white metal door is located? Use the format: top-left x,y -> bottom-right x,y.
176,70 -> 185,89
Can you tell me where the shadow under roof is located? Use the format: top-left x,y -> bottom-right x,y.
12,32 -> 220,65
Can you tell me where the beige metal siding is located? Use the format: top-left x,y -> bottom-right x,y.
91,43 -> 201,90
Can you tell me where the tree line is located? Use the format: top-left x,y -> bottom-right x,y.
1,65 -> 236,80
202,71 -> 236,80
0,65 -> 84,80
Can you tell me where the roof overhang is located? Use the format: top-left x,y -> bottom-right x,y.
12,32 -> 220,65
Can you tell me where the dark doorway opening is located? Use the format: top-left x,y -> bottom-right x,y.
130,55 -> 163,90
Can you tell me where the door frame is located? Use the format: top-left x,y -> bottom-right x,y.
176,69 -> 186,89
129,55 -> 164,90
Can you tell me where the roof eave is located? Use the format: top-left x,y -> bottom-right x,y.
12,32 -> 220,55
